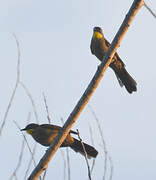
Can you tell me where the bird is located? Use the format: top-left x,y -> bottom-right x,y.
90,26 -> 137,94
21,123 -> 98,158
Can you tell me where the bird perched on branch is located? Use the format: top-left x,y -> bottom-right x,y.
21,123 -> 98,158
90,26 -> 137,94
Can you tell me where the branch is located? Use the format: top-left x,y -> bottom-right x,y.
9,139 -> 25,180
10,113 -> 31,180
13,120 -> 37,167
60,150 -> 67,180
88,124 -> 96,176
144,1 -> 156,18
24,143 -> 38,180
0,34 -> 21,135
60,118 -> 70,180
28,1 -> 144,179
88,105 -> 113,180
77,129 -> 92,180
66,147 -> 71,180
43,92 -> 51,124
20,81 -> 39,123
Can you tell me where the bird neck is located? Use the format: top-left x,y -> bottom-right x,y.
93,31 -> 103,39
26,129 -> 34,135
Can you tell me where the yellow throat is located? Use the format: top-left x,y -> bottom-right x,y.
26,129 -> 34,135
93,31 -> 103,39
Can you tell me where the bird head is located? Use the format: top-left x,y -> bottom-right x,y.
93,27 -> 103,39
21,123 -> 39,135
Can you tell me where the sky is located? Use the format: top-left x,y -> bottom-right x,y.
0,0 -> 156,180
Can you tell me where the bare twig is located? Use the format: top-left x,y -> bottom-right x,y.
88,105 -> 113,180
13,121 -> 37,167
13,174 -> 18,180
61,118 -> 70,180
9,139 -> 25,180
18,83 -> 39,178
88,105 -> 108,180
20,81 -> 39,123
0,34 -> 21,135
88,124 -> 96,175
28,1 -> 144,179
66,148 -> 71,180
60,150 -> 67,180
39,92 -> 52,179
19,82 -> 39,178
76,129 -> 91,180
10,112 -> 31,179
14,120 -> 42,180
43,92 -> 51,124
24,143 -> 37,180
144,1 -> 156,18
42,169 -> 47,180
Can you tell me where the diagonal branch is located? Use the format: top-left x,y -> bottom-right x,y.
28,1 -> 144,179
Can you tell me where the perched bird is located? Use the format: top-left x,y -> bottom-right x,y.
90,26 -> 137,94
21,123 -> 98,158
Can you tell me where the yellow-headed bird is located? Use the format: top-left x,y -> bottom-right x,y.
90,26 -> 137,94
21,123 -> 98,158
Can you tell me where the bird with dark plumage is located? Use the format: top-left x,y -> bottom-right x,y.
90,26 -> 137,94
21,123 -> 98,158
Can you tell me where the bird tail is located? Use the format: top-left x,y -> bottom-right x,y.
70,138 -> 98,158
114,67 -> 137,94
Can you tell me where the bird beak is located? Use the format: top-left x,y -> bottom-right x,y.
21,128 -> 26,131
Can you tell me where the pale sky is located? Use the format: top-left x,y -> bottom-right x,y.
0,0 -> 156,180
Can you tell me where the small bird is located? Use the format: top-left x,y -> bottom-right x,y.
21,123 -> 98,158
90,26 -> 137,94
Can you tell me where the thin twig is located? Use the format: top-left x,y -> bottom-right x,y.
19,82 -> 39,178
10,112 -> 31,179
88,105 -> 108,180
60,150 -> 66,180
66,148 -> 71,180
24,143 -> 37,180
144,1 -> 156,18
88,105 -> 113,180
42,169 -> 47,180
14,120 -> 42,180
13,174 -> 18,180
41,92 -> 52,179
61,118 -> 70,180
43,92 -> 51,124
19,81 -> 39,123
0,34 -> 21,135
88,124 -> 96,175
76,129 -> 91,180
28,1 -> 144,179
9,139 -> 25,180
13,121 -> 37,167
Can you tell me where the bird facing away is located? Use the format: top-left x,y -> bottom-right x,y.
90,26 -> 137,94
21,123 -> 98,158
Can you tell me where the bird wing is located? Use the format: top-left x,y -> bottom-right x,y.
90,38 -> 95,55
105,37 -> 125,87
105,38 -> 125,66
40,124 -> 61,131
40,124 -> 77,135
